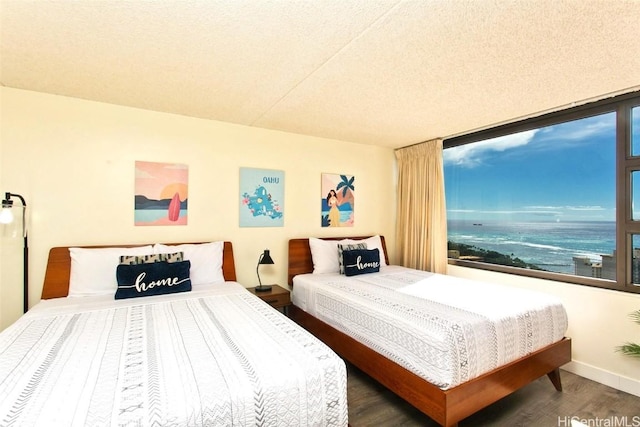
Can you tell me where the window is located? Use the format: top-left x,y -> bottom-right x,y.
444,91 -> 640,293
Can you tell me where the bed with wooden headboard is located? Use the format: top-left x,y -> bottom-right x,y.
287,236 -> 571,427
0,241 -> 348,426
41,241 -> 237,299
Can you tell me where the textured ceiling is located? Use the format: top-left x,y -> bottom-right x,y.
1,1 -> 639,148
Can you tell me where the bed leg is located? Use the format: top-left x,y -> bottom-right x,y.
547,368 -> 563,391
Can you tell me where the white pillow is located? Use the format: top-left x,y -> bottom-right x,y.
154,241 -> 224,285
68,245 -> 154,297
309,237 -> 356,274
360,235 -> 387,266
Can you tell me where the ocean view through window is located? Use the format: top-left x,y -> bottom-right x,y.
447,220 -> 616,277
443,92 -> 640,293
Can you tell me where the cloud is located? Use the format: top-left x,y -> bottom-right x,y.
536,114 -> 614,143
525,205 -> 606,211
135,169 -> 154,179
165,163 -> 189,170
448,208 -> 561,216
524,205 -> 562,210
564,206 -> 606,211
445,113 -> 616,169
444,130 -> 538,167
448,205 -> 609,218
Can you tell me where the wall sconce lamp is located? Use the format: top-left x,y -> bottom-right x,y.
255,249 -> 274,292
1,192 -> 29,313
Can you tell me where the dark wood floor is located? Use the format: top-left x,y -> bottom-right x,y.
346,363 -> 640,426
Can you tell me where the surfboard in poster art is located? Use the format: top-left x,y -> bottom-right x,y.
134,161 -> 189,226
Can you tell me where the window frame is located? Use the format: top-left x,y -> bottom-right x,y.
444,90 -> 640,294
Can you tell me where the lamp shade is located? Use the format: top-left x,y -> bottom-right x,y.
0,195 -> 14,224
259,249 -> 274,265
255,249 -> 274,291
1,193 -> 26,238
0,207 -> 14,224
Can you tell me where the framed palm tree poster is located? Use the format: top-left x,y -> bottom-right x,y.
321,173 -> 355,227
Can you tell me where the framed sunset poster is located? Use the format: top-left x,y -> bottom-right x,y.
321,173 -> 354,227
135,161 -> 188,226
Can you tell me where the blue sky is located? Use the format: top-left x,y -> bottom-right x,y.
444,110 -> 640,223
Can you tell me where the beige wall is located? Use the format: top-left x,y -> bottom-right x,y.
0,87 -> 397,328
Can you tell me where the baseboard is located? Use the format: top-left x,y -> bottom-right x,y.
562,360 -> 640,397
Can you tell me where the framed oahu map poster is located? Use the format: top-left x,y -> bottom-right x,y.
240,167 -> 284,227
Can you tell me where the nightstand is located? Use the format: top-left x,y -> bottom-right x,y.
247,285 -> 291,315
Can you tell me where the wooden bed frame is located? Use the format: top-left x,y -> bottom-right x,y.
41,241 -> 237,299
287,236 -> 572,427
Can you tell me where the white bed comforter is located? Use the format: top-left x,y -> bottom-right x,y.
0,282 -> 347,426
292,266 -> 568,389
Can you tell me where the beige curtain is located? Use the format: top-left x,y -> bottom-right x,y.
395,139 -> 448,273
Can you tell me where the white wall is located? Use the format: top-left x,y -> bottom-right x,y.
0,87 -> 397,329
448,264 -> 640,397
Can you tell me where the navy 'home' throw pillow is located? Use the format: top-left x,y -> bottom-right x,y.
115,260 -> 192,300
342,248 -> 381,276
338,242 -> 367,274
